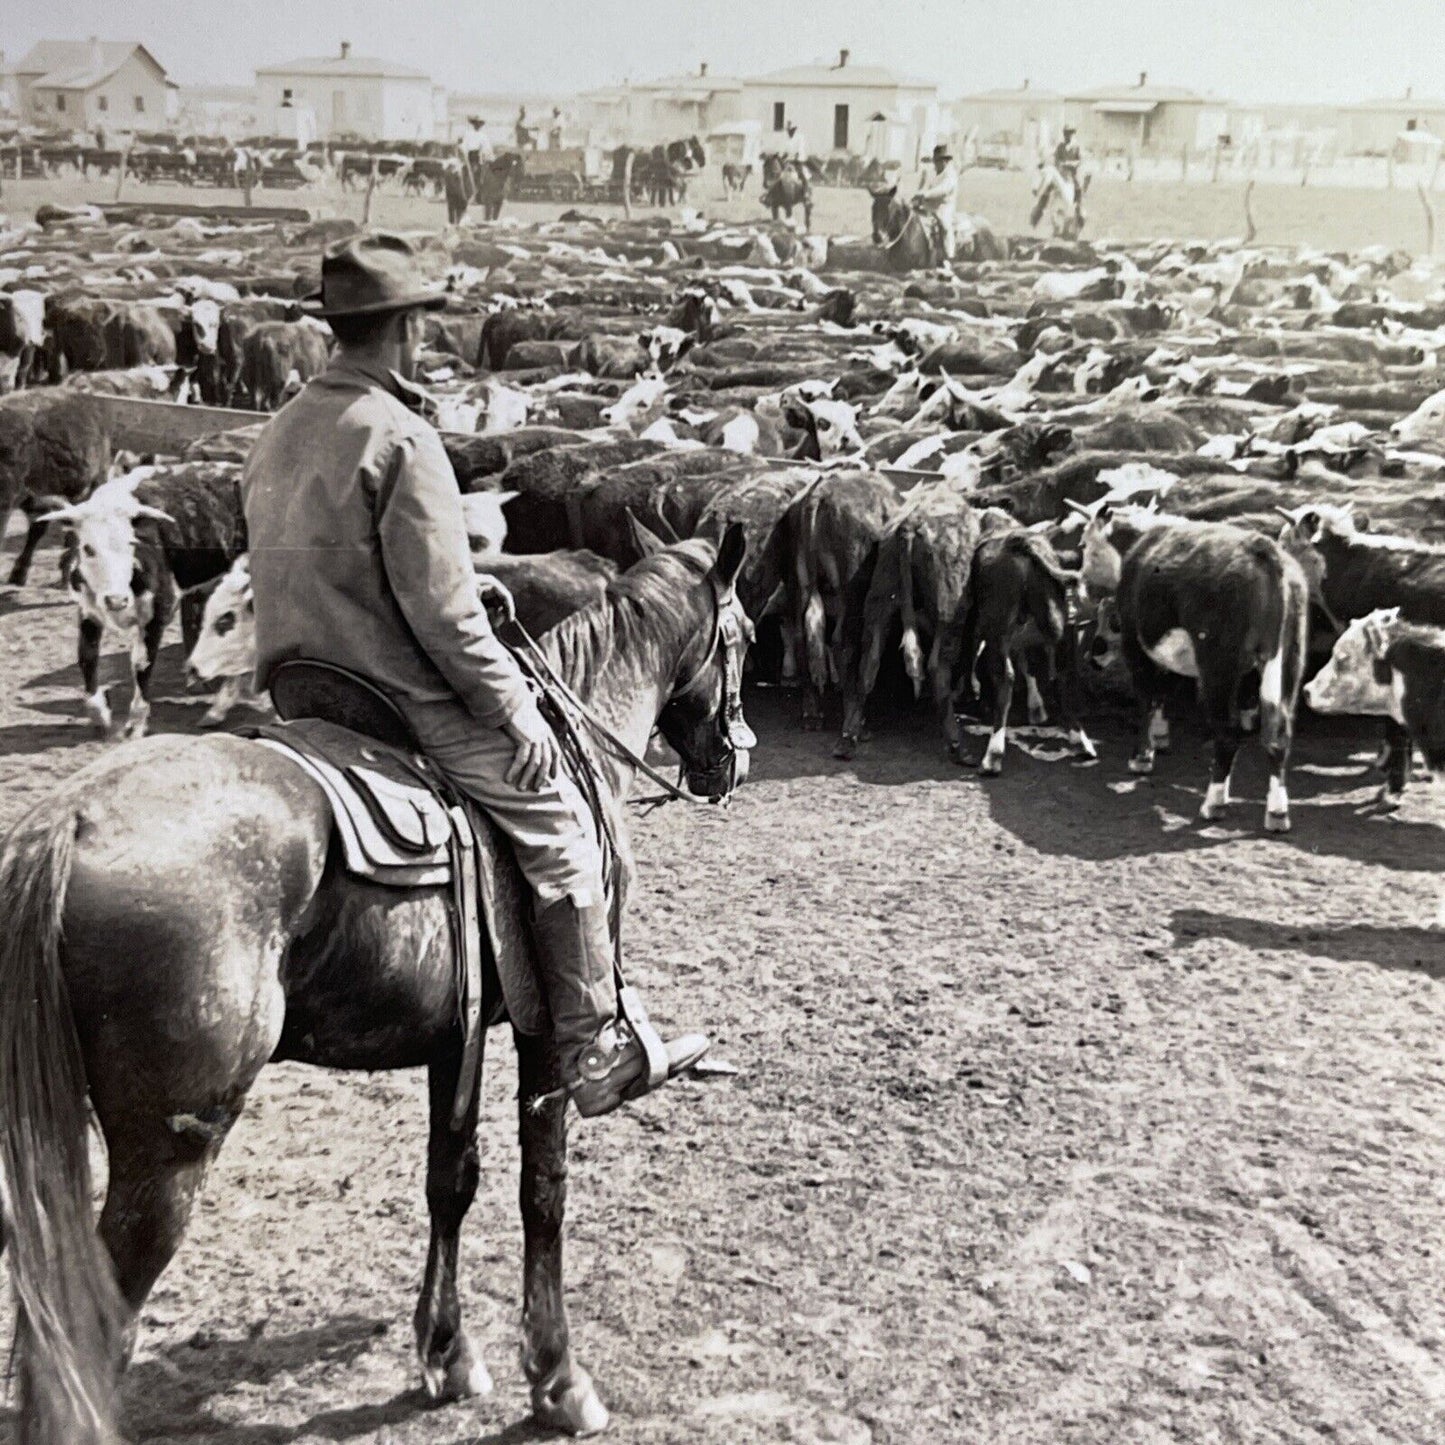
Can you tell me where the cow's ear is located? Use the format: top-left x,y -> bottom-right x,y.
675,333 -> 696,361
710,521 -> 747,594
781,397 -> 811,430
625,508 -> 669,558
1354,510 -> 1371,532
1363,609 -> 1399,658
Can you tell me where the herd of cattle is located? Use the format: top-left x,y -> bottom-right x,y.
6,201 -> 1445,834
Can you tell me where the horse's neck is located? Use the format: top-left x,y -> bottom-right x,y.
541,594 -> 698,798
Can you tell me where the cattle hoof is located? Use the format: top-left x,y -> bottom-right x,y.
121,712 -> 150,742
832,737 -> 857,761
1265,810 -> 1291,834
1127,755 -> 1154,775
1375,784 -> 1404,810
978,756 -> 1003,776
421,1331 -> 493,1403
532,1364 -> 609,1437
801,713 -> 823,732
84,690 -> 114,734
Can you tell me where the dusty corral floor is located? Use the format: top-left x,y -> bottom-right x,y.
2,164 -> 1440,254
2,516 -> 1445,1444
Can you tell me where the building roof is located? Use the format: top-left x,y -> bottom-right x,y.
14,40 -> 168,92
955,85 -> 1064,103
1069,81 -> 1209,104
747,61 -> 934,91
257,54 -> 429,80
179,84 -> 256,104
1348,95 -> 1445,112
633,72 -> 743,95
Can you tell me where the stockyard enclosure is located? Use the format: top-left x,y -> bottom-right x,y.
2,152 -> 1445,1445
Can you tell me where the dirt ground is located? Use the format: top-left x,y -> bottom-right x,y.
3,470 -> 1445,1445
2,163 -> 1439,255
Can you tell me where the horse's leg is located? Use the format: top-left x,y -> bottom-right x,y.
516,1032 -> 608,1436
99,1127 -> 223,1373
413,1042 -> 493,1402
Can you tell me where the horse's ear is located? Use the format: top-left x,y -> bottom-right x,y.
711,522 -> 747,594
626,508 -> 669,558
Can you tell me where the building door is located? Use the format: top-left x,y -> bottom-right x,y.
772,101 -> 785,132
834,103 -> 849,151
333,89 -> 348,133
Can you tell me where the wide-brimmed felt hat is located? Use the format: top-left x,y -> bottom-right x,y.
931,143 -> 953,161
467,114 -> 484,125
301,233 -> 447,319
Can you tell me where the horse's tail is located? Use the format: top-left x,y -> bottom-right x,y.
0,807 -> 126,1443
898,528 -> 925,697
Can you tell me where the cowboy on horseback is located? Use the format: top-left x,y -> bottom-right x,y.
1032,125 -> 1087,232
781,119 -> 810,189
912,141 -> 960,265
241,235 -> 710,1116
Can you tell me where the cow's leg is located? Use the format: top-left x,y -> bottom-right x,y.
1122,639 -> 1169,774
979,644 -> 1015,776
179,588 -> 209,657
6,509 -> 48,587
799,585 -> 827,729
516,1032 -> 608,1436
1198,670 -> 1246,822
1053,627 -> 1098,761
123,590 -> 171,741
1379,718 -> 1410,803
414,1042 -> 492,1402
1258,635 -> 1301,834
837,616 -> 884,759
78,614 -> 112,733
1023,653 -> 1049,726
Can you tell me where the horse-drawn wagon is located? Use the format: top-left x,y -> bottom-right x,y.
511,146 -> 593,203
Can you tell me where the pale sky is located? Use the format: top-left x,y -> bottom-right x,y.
0,0 -> 1432,104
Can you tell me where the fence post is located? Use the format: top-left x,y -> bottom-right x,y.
1243,179 -> 1257,244
622,148 -> 634,221
1181,145 -> 1189,182
114,142 -> 130,202
1419,181 -> 1435,257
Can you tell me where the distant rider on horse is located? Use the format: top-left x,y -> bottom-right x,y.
460,114 -> 494,197
912,141 -> 960,264
1032,124 -> 1086,231
241,235 -> 710,1116
781,119 -> 810,188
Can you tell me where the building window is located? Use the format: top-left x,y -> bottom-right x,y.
772,101 -> 785,131
56,94 -> 66,113
282,87 -> 294,105
97,95 -> 108,112
134,95 -> 145,113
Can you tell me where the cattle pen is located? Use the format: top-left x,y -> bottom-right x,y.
3,178 -> 1445,1445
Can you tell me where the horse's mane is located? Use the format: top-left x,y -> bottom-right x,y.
542,539 -> 718,701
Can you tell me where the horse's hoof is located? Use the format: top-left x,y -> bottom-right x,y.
1264,810 -> 1292,834
1127,755 -> 1154,776
533,1364 -> 609,1436
422,1332 -> 493,1403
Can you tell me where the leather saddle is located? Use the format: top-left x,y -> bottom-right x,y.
248,662 -> 548,1115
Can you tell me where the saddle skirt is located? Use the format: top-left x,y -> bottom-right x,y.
251,717 -> 547,1036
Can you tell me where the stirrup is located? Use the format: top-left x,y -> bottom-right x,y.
616,985 -> 671,1091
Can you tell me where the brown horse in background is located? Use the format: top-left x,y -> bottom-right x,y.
0,530 -> 753,1444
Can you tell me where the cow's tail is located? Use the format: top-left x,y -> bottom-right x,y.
1252,539 -> 1304,751
0,808 -> 126,1444
1012,532 -> 1073,643
898,528 -> 925,697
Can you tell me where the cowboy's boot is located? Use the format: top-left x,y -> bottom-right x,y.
531,897 -> 710,1118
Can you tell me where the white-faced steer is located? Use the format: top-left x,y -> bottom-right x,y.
1306,609 -> 1445,771
1085,506 -> 1310,831
45,469 -> 176,738
47,462 -> 246,737
1278,501 -> 1445,799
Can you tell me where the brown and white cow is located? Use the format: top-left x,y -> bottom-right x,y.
1086,506 -> 1310,831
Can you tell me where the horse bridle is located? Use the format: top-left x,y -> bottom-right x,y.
506,582 -> 755,807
